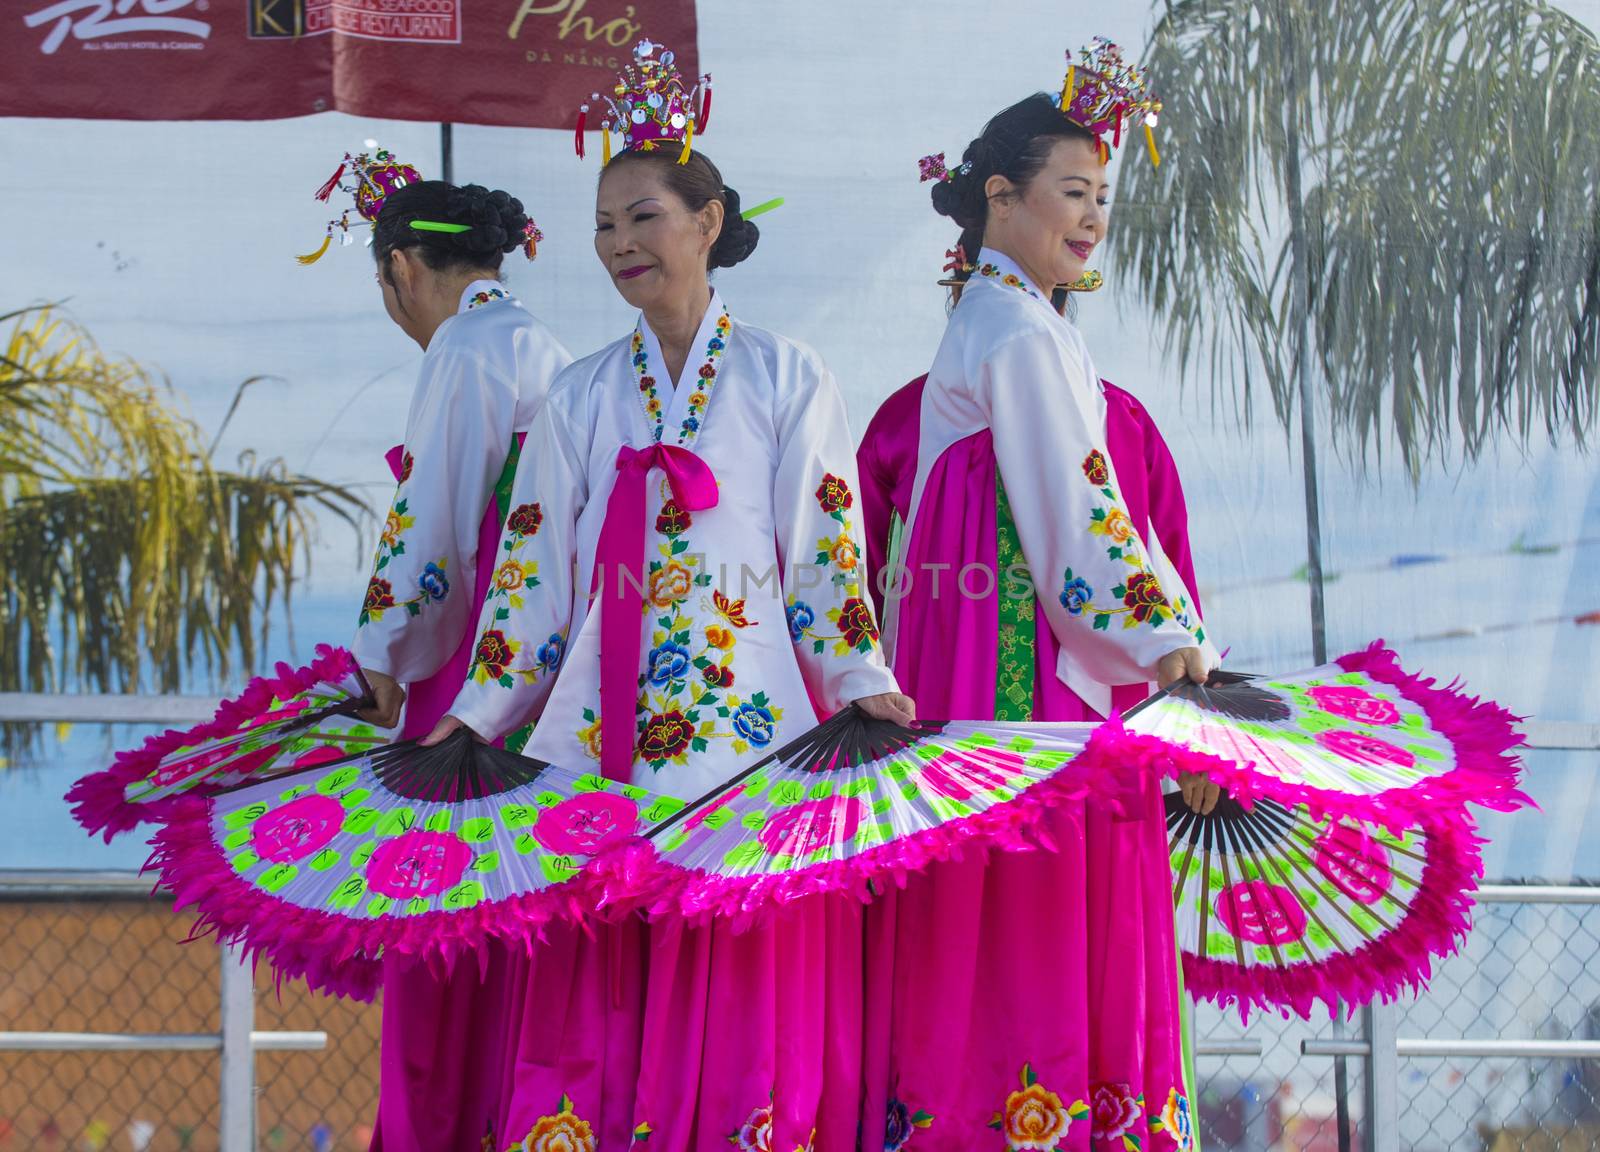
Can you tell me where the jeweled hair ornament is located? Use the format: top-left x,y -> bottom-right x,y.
575,39 -> 710,167
297,144 -> 421,266
1059,37 -> 1163,166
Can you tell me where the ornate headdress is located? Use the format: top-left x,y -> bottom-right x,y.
297,144 -> 544,265
917,37 -> 1163,187
575,39 -> 711,166
297,145 -> 422,266
1059,37 -> 1163,166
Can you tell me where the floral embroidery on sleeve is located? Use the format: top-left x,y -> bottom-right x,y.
1063,451 -> 1206,642
785,600 -> 815,643
358,481 -> 449,626
468,501 -> 566,687
787,593 -> 880,656
829,598 -> 880,653
812,474 -> 864,592
785,472 -> 884,657
814,472 -> 853,515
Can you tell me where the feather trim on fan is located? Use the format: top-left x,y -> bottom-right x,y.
1162,788 -> 1487,1020
146,731 -> 683,998
1117,642 -> 1531,834
68,645 -> 376,842
586,706 -> 1128,929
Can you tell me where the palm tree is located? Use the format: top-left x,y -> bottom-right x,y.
1111,0 -> 1600,659
0,305 -> 368,703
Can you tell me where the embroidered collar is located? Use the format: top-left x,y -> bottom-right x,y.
971,248 -> 1052,303
631,292 -> 732,447
459,280 -> 511,313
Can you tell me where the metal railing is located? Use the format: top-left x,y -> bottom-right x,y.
1,695 -> 332,1151
1294,885 -> 1600,1152
0,872 -> 327,1151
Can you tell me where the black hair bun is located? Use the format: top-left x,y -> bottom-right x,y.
930,146 -> 988,230
710,184 -> 760,269
929,177 -> 964,223
447,183 -> 529,257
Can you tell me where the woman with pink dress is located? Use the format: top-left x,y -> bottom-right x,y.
863,43 -> 1217,1151
424,40 -> 914,1151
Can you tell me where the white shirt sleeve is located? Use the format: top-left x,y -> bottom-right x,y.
350,343 -> 519,684
445,397 -> 586,742
774,357 -> 900,712
982,328 -> 1210,687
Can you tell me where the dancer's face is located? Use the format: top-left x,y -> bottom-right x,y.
986,136 -> 1109,288
594,159 -> 723,312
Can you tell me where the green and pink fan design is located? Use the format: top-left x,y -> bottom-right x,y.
586,709 -> 1109,925
1162,791 -> 1482,1018
149,730 -> 688,999
68,646 -> 387,842
135,640 -> 1524,1017
145,709 -> 1117,993
1111,642 -> 1527,1017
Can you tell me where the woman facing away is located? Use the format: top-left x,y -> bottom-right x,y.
425,39 -> 913,1152
862,49 -> 1219,1152
336,174 -> 574,1151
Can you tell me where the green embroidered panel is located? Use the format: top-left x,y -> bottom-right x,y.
493,434 -> 523,526
994,475 -> 1036,721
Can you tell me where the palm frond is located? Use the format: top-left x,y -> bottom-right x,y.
0,306 -> 371,704
1110,0 -> 1600,471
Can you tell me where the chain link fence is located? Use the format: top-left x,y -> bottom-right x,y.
1395,896 -> 1600,1152
2,882 -> 1596,1151
1191,889 -> 1600,1152
0,886 -> 380,1152
1193,1003 -> 1369,1151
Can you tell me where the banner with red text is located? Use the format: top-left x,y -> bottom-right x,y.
2,0 -> 698,127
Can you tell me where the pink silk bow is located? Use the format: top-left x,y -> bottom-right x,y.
595,442 -> 719,783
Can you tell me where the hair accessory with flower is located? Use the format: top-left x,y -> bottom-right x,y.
576,39 -> 710,167
297,143 -> 422,266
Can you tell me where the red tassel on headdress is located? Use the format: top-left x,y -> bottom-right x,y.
575,107 -> 588,159
1112,107 -> 1124,149
697,77 -> 713,133
314,163 -> 345,203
